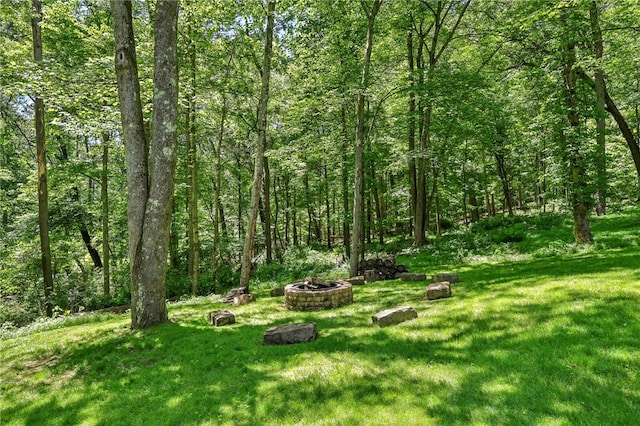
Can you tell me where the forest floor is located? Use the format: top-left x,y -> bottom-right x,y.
1,206 -> 639,425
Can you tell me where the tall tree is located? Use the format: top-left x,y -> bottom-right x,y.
411,0 -> 471,245
350,0 -> 383,277
101,132 -> 110,295
240,0 -> 276,289
31,0 -> 54,317
185,0 -> 199,295
561,4 -> 593,244
590,0 -> 607,215
111,0 -> 179,328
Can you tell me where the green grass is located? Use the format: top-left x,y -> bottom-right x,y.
2,208 -> 639,425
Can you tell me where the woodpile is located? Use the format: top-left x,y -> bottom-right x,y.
220,286 -> 249,304
358,257 -> 409,281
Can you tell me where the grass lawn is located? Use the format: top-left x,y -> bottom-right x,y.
1,208 -> 639,425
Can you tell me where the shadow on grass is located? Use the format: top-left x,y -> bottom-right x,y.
4,248 -> 640,425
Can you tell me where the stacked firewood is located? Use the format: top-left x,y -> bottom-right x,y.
357,257 -> 408,281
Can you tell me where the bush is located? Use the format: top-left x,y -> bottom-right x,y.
490,223 -> 527,243
472,214 -> 527,232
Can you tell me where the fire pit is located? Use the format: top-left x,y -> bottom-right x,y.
284,277 -> 353,311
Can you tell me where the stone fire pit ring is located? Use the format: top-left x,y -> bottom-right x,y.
284,279 -> 353,311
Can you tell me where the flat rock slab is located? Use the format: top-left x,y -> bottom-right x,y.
263,322 -> 317,345
426,281 -> 452,300
399,272 -> 427,281
232,293 -> 256,306
432,273 -> 460,283
372,306 -> 418,328
208,309 -> 235,327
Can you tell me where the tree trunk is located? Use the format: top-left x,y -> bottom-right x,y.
236,154 -> 243,239
31,0 -> 54,317
304,171 -> 312,245
263,156 -> 273,262
186,8 -> 199,295
341,104 -> 351,258
407,29 -> 417,235
576,70 -> 640,197
562,16 -> 593,244
324,164 -> 332,249
111,0 -> 179,328
590,1 -> 607,216
284,174 -> 291,244
213,96 -> 227,276
411,0 -> 469,244
350,0 -> 383,277
240,0 -> 275,289
101,133 -> 110,295
292,185 -> 299,246
81,228 -> 103,268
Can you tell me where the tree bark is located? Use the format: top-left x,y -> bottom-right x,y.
577,70 -> 640,197
341,104 -> 351,258
101,133 -> 110,295
81,228 -> 103,268
350,0 -> 383,277
590,1 -> 607,216
263,156 -> 273,262
31,0 -> 54,317
407,28 -> 417,235
324,164 -> 332,249
240,0 -> 275,289
111,0 -> 179,328
186,5 -> 199,295
213,94 -> 227,277
494,124 -> 514,216
562,14 -> 593,244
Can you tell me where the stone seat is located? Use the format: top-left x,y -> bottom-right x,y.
263,322 -> 317,345
372,306 -> 418,327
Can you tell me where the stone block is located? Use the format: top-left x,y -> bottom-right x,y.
432,273 -> 460,283
399,272 -> 427,281
232,293 -> 256,306
263,322 -> 317,345
208,309 -> 235,327
372,306 -> 418,328
270,287 -> 284,297
426,281 -> 452,300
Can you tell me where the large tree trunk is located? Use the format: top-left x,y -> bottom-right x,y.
111,0 -> 179,329
350,0 -> 383,277
240,0 -> 275,289
590,1 -> 607,216
31,0 -> 54,317
562,15 -> 593,244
